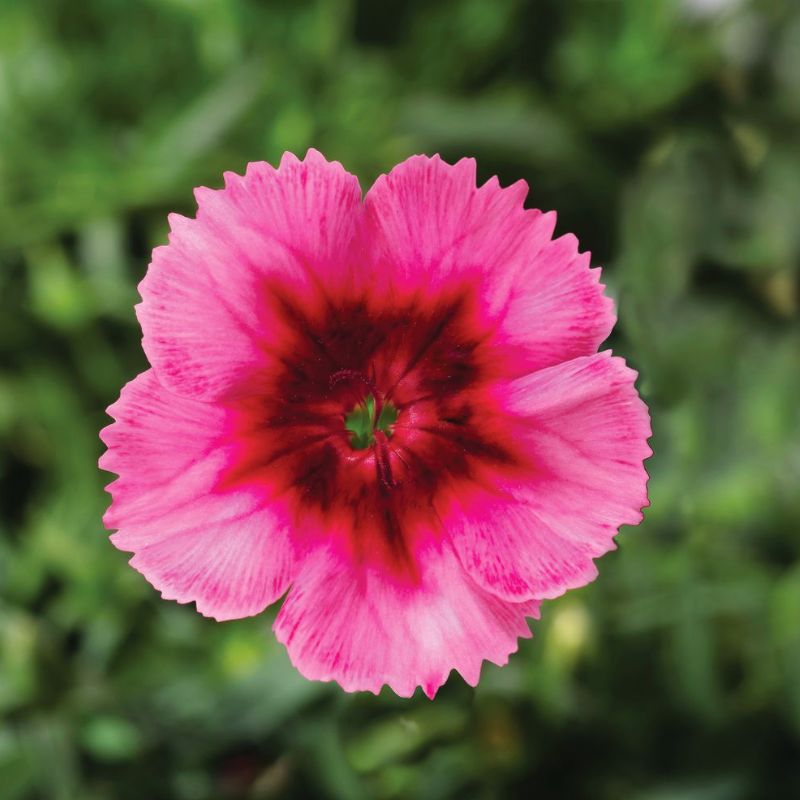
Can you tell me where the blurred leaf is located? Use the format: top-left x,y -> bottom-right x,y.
346,706 -> 468,772
80,715 -> 144,762
402,93 -> 586,167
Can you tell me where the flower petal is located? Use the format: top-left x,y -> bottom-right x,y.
100,370 -> 294,620
273,537 -> 539,698
137,149 -> 363,401
496,234 -> 615,375
361,154 -> 614,373
449,352 -> 651,602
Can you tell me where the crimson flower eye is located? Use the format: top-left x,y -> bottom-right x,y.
100,150 -> 651,698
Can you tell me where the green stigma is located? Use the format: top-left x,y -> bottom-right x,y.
344,394 -> 398,450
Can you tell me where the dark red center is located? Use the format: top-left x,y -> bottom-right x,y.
220,280 -> 528,578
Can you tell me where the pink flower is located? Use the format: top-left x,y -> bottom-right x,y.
100,150 -> 651,698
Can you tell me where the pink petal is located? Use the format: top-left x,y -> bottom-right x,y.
273,537 -> 540,698
361,154 -> 614,373
100,370 -> 294,620
496,234 -> 615,375
448,352 -> 652,602
137,149 -> 363,401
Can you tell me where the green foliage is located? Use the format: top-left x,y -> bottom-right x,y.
1,0 -> 799,797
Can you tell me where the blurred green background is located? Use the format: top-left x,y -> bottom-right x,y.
1,0 -> 799,797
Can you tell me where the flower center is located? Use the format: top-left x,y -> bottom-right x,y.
344,394 -> 398,450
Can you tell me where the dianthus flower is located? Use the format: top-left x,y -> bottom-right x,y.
100,151 -> 651,698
